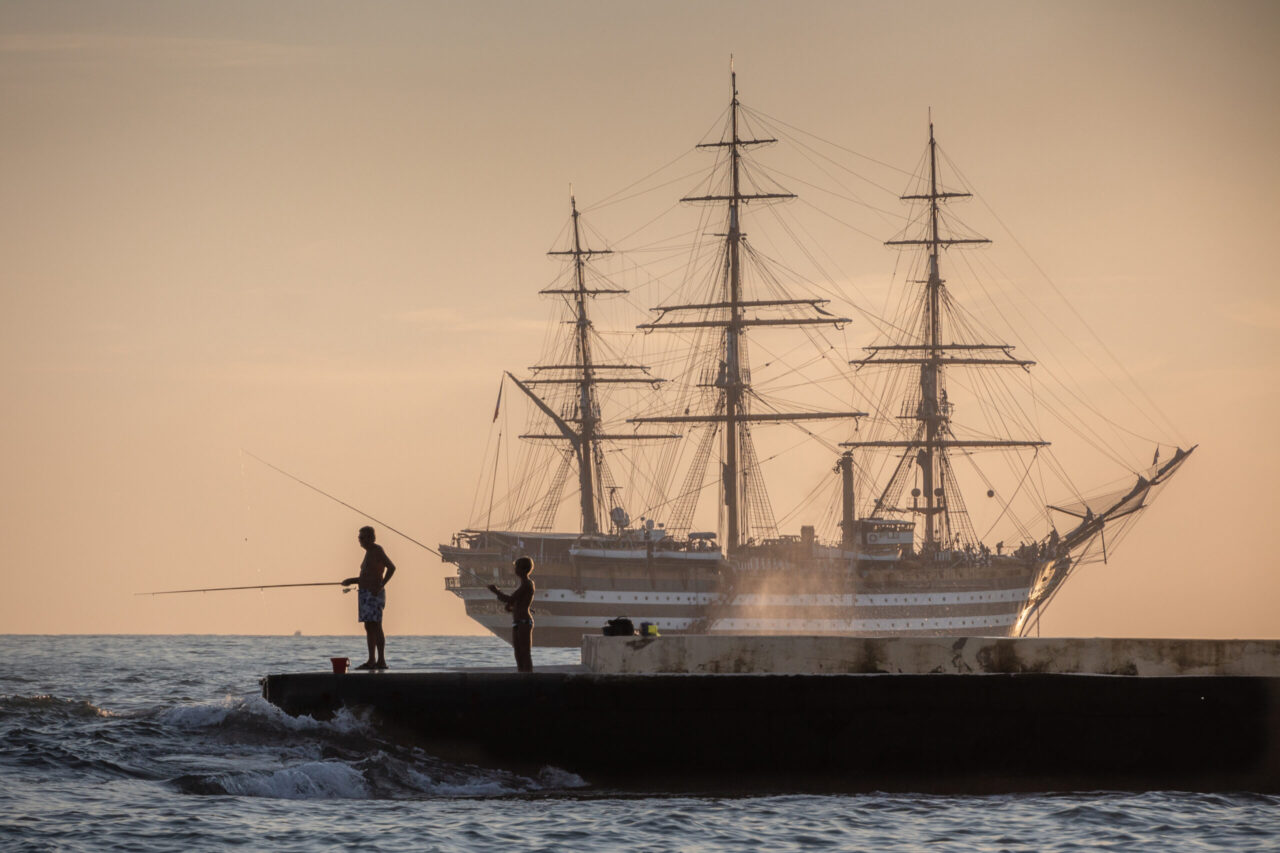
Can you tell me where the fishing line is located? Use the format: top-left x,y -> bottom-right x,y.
241,450 -> 442,558
241,450 -> 512,593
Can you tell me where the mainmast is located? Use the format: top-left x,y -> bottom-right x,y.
509,196 -> 674,535
566,197 -> 602,532
846,122 -> 1045,548
632,70 -> 864,553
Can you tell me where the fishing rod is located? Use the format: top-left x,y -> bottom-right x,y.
136,581 -> 349,596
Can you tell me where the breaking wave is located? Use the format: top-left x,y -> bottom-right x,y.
174,760 -> 372,799
2,687 -> 588,801
156,692 -> 588,799
173,747 -> 590,800
159,691 -> 371,735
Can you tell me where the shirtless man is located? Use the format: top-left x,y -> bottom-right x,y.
488,556 -> 535,672
342,526 -> 396,670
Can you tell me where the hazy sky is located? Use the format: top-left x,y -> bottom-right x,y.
2,1 -> 1276,637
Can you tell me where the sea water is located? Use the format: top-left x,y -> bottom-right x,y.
1,635 -> 1276,852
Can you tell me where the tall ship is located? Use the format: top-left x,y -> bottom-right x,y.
442,73 -> 1194,647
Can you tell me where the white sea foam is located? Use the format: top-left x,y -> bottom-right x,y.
398,763 -> 589,796
538,766 -> 590,789
160,692 -> 371,734
403,765 -> 517,797
216,761 -> 371,800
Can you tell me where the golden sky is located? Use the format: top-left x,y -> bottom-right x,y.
1,0 -> 1276,637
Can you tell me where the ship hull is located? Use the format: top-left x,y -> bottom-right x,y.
444,531 -> 1045,647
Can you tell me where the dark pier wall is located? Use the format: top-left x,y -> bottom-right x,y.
262,670 -> 1280,793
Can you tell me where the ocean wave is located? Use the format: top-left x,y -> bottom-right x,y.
159,692 -> 370,736
3,727 -> 158,781
172,745 -> 592,801
0,680 -> 596,804
175,760 -> 372,799
537,766 -> 590,789
354,751 -> 589,799
0,693 -> 116,718
402,767 -> 518,797
375,752 -> 589,798
154,692 -> 591,799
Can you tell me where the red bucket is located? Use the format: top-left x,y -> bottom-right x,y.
330,657 -> 349,674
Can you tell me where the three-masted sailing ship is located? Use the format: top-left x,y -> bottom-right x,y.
441,73 -> 1194,647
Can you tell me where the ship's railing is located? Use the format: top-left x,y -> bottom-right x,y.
444,576 -> 491,590
574,534 -> 722,554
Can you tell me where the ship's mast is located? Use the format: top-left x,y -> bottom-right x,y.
846,121 -> 1046,549
568,197 -> 600,532
632,70 -> 865,553
509,196 -> 675,535
919,125 -> 949,544
723,70 -> 746,551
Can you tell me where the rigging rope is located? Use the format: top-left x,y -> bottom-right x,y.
943,147 -> 1184,445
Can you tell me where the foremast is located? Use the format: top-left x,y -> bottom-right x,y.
508,196 -> 674,535
846,122 -> 1046,549
631,70 -> 865,553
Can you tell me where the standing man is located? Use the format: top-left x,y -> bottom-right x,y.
342,526 -> 396,670
488,556 -> 535,672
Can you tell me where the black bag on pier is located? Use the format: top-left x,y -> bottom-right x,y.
602,617 -> 635,637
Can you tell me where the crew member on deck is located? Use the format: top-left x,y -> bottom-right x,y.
489,557 -> 535,672
342,526 -> 396,670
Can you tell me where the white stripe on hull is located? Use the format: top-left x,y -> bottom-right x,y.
451,587 -> 719,606
467,607 -> 1018,633
452,587 -> 1025,608
732,588 -> 1029,608
708,613 -> 1018,633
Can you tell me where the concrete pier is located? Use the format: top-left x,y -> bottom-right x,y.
262,636 -> 1280,793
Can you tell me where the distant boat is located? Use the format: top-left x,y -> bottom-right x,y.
442,72 -> 1194,646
